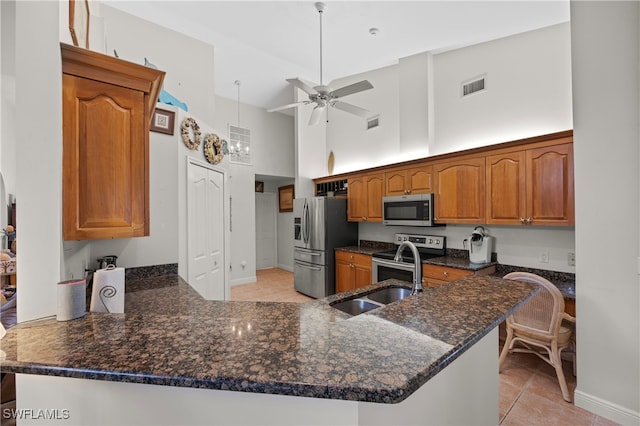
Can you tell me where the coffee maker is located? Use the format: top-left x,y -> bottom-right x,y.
463,226 -> 493,264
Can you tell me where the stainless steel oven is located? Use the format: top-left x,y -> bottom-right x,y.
371,233 -> 446,283
372,257 -> 416,283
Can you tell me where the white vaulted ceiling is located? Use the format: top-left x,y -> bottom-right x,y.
103,1 -> 570,110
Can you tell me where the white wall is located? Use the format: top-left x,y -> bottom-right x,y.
212,96 -> 294,284
11,0 -> 63,322
301,22 -> 576,273
359,223 -> 576,274
570,1 -> 640,423
263,179 -> 295,272
295,89 -> 327,199
321,22 -> 572,177
0,0 -> 17,200
325,65 -> 402,175
433,22 -> 573,153
99,4 -> 215,121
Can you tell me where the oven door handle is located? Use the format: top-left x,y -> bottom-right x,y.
371,257 -> 417,271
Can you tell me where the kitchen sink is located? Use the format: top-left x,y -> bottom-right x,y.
330,286 -> 413,317
330,298 -> 381,316
366,287 -> 412,304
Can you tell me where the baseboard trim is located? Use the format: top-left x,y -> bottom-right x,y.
230,276 -> 257,287
574,389 -> 640,425
277,264 -> 293,273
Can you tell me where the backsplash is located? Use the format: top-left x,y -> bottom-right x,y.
125,263 -> 178,281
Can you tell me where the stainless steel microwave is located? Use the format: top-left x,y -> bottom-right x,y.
382,193 -> 436,226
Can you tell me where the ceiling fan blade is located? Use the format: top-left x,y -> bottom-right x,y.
267,102 -> 303,113
286,78 -> 319,96
329,80 -> 374,99
332,101 -> 370,118
308,105 -> 326,126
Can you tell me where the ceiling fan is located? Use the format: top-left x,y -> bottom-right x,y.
267,2 -> 375,125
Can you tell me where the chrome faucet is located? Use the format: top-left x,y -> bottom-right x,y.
394,241 -> 423,295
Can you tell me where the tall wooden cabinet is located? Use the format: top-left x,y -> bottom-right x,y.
486,144 -> 574,226
433,157 -> 486,224
61,43 -> 165,240
347,173 -> 384,222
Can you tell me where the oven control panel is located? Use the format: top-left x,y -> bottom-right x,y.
394,233 -> 445,250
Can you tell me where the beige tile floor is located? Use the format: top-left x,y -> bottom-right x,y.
231,268 -> 619,426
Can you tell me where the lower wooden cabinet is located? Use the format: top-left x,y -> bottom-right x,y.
335,251 -> 372,293
422,264 -> 496,287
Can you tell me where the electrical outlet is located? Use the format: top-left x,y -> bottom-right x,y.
568,252 -> 576,266
539,250 -> 549,263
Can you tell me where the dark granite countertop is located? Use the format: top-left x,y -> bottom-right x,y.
336,244 -> 575,300
423,256 -> 498,271
0,275 -> 536,404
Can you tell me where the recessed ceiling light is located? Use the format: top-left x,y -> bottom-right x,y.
369,27 -> 380,36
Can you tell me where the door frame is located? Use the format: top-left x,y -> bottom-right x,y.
186,157 -> 230,300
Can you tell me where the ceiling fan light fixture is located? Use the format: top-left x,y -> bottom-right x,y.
267,2 -> 376,125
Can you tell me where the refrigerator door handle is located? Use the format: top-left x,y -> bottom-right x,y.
294,261 -> 322,271
303,201 -> 310,245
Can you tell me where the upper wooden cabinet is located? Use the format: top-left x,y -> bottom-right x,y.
433,157 -> 486,224
347,173 -> 384,222
486,144 -> 574,226
385,164 -> 433,196
61,43 -> 165,240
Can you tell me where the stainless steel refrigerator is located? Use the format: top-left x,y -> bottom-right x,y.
293,197 -> 358,298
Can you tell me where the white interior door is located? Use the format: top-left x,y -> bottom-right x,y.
188,161 -> 225,300
255,192 -> 277,269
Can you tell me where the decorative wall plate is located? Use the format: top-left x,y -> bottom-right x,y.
180,117 -> 201,150
204,133 -> 224,164
328,151 -> 335,175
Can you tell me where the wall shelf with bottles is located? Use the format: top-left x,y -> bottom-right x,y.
315,179 -> 348,197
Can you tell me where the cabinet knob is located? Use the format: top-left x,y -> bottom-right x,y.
443,271 -> 449,277
363,217 -> 368,221
526,217 -> 532,224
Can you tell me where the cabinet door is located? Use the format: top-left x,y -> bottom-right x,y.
423,264 -> 473,283
407,165 -> 433,194
364,173 -> 384,222
526,144 -> 574,226
486,152 -> 527,225
384,170 -> 407,196
433,157 -> 485,224
354,265 -> 372,289
63,75 -> 148,240
335,259 -> 354,293
352,253 -> 372,289
347,176 -> 366,222
384,165 -> 432,196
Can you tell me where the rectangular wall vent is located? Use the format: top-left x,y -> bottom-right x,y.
462,75 -> 486,97
366,115 -> 379,130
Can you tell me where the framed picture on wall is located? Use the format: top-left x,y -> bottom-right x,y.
255,181 -> 264,193
150,108 -> 175,135
278,185 -> 294,212
69,0 -> 90,49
